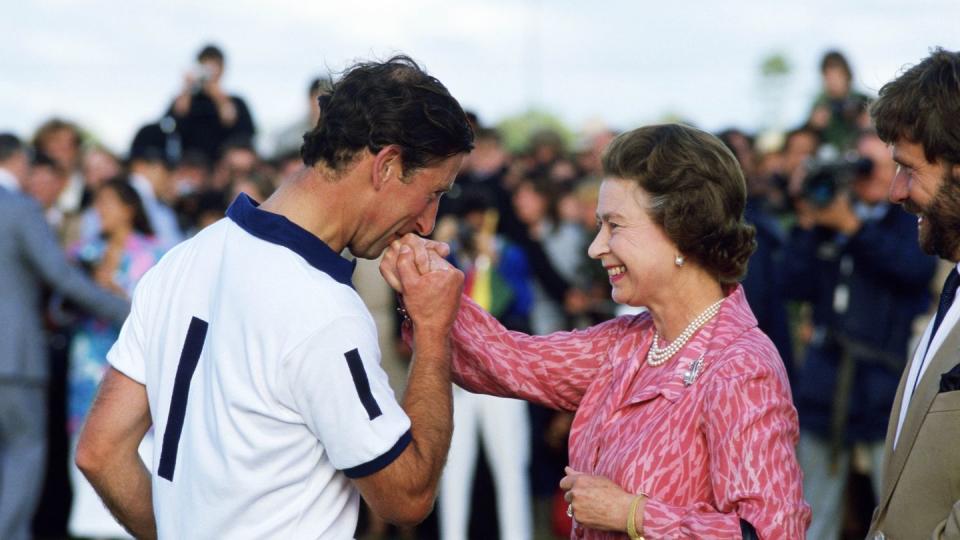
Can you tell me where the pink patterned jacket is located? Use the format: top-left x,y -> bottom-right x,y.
446,285 -> 811,539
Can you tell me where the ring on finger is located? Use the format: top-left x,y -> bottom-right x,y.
566,503 -> 573,518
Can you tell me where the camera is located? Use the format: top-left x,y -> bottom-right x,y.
800,152 -> 873,208
191,64 -> 214,94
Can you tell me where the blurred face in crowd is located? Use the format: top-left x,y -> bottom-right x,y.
577,130 -> 616,177
726,132 -> 757,180
464,135 -> 506,176
173,162 -> 209,196
200,59 -> 224,85
132,159 -> 175,202
222,147 -> 257,176
353,153 -> 464,259
26,164 -> 67,209
95,185 -> 135,237
889,139 -> 960,261
784,131 -> 818,175
853,134 -> 897,205
513,181 -> 548,226
823,65 -> 851,98
41,127 -> 81,170
82,148 -> 121,190
588,178 -> 678,307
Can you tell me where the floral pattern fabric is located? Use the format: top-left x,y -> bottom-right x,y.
67,233 -> 164,434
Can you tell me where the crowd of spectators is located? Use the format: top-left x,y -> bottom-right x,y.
0,45 -> 942,540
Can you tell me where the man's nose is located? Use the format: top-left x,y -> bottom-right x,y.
888,167 -> 910,204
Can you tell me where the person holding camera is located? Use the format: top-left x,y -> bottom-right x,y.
168,44 -> 255,163
784,130 -> 936,539
807,51 -> 871,152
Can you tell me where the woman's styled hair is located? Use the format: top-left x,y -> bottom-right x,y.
601,124 -> 756,284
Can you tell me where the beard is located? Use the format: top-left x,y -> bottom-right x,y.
915,168 -> 960,261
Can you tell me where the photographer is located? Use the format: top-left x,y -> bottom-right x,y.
784,130 -> 936,539
807,50 -> 871,151
168,44 -> 255,163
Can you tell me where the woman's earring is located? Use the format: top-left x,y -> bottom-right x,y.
674,254 -> 685,267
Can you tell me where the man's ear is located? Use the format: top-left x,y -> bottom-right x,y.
372,145 -> 403,190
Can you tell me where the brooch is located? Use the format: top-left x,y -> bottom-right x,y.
682,353 -> 705,387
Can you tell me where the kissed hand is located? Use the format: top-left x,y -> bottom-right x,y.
381,235 -> 462,335
379,234 -> 451,292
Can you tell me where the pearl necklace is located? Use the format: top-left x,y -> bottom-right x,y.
646,297 -> 725,367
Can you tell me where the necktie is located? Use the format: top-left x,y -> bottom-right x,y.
913,268 -> 960,397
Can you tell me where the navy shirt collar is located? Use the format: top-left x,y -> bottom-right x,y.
227,193 -> 356,288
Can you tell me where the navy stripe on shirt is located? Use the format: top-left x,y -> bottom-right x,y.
342,430 -> 413,479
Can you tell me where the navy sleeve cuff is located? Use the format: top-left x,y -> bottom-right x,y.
342,429 -> 413,479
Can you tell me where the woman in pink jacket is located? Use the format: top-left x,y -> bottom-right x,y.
383,124 -> 811,539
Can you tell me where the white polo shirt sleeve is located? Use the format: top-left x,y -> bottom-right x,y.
280,314 -> 412,478
106,271 -> 151,384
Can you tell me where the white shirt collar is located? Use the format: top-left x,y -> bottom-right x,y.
894,261 -> 960,448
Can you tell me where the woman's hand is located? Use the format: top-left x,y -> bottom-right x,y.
379,234 -> 451,293
560,466 -> 642,533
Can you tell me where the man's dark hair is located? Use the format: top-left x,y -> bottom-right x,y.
197,44 -> 225,64
300,55 -> 474,176
871,47 -> 960,165
0,133 -> 24,162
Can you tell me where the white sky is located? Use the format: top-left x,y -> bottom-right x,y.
2,0 -> 958,155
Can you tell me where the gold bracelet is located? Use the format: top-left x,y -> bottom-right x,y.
626,494 -> 645,540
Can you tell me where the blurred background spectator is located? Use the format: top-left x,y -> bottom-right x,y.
273,75 -> 332,158
1,133 -> 129,540
807,51 -> 872,152
435,193 -> 534,540
64,179 -> 166,538
784,130 -> 937,539
167,44 -> 256,165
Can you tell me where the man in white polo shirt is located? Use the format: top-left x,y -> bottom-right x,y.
75,55 -> 474,539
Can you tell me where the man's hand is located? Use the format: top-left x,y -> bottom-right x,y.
813,192 -> 861,235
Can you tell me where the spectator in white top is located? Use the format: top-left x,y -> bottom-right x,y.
76,54 -> 475,539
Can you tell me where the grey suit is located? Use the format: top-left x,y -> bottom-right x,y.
0,185 -> 129,540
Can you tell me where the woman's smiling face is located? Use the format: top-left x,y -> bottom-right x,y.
588,178 -> 679,307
